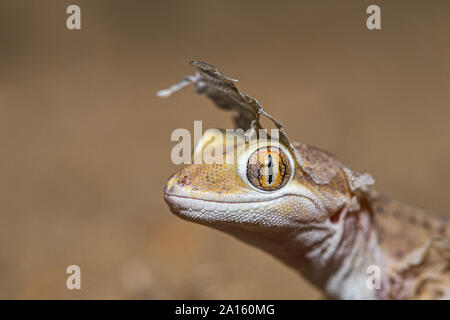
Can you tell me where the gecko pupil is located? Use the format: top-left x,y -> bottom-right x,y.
267,154 -> 274,185
247,147 -> 291,191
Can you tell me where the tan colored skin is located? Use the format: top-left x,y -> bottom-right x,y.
160,61 -> 449,299
164,131 -> 449,299
371,197 -> 450,299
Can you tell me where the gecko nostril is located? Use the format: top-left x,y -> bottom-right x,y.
178,175 -> 191,186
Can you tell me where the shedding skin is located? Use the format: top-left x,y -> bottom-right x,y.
160,62 -> 450,299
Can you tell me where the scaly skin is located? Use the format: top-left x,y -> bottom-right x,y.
164,132 -> 450,299
370,197 -> 450,299
160,61 -> 449,299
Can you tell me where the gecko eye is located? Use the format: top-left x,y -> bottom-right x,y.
247,147 -> 291,191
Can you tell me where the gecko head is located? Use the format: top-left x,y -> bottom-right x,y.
164,130 -> 349,230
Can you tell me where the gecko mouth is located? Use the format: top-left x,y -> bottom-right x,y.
164,192 -> 318,205
163,192 -> 324,228
163,192 -> 325,219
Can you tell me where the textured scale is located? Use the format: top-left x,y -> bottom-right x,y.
370,198 -> 450,299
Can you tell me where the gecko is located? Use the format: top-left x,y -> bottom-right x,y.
159,61 -> 450,300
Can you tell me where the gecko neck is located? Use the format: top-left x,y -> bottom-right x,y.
214,206 -> 382,299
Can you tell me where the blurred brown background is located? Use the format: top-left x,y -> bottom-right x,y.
0,0 -> 449,299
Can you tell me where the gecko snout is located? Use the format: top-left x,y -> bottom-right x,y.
163,172 -> 178,195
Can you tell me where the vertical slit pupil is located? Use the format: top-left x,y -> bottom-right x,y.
267,154 -> 273,185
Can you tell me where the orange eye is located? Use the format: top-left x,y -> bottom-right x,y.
247,147 -> 291,191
